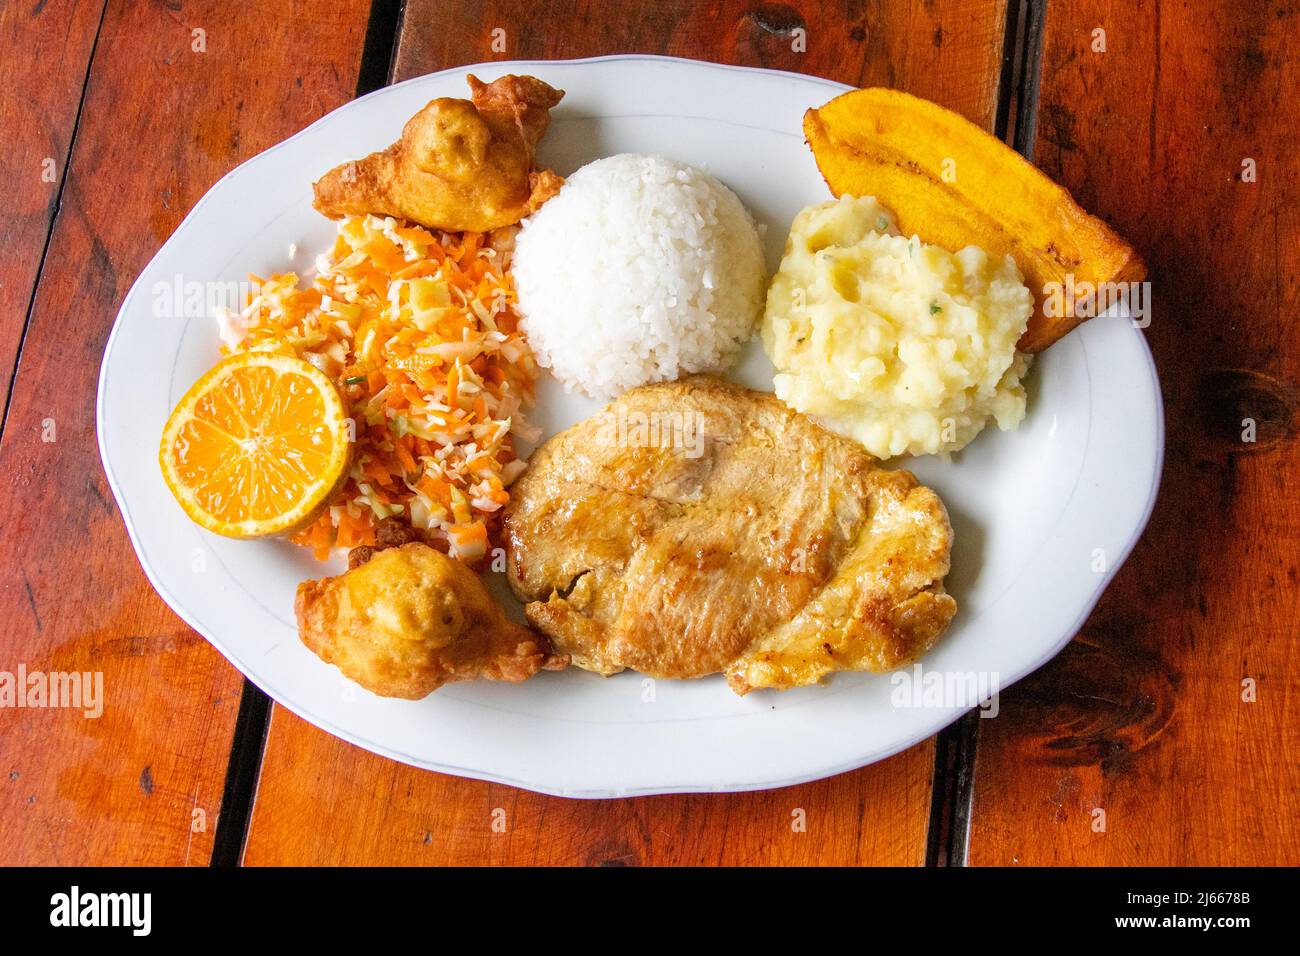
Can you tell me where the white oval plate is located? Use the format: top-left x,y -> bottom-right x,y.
98,55 -> 1162,797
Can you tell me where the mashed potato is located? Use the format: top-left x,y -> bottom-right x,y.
763,196 -> 1033,458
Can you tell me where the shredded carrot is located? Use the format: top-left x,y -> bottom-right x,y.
222,215 -> 537,562
393,441 -> 418,476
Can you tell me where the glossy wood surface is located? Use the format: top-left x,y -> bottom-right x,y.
4,0 -> 1295,867
0,0 -> 371,865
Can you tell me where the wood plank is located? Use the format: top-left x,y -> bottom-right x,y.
968,0 -> 1300,865
246,0 -> 1010,866
0,0 -> 105,422
245,716 -> 933,865
394,0 -> 1008,128
0,0 -> 370,865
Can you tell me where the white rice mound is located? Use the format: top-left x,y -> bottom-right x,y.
512,154 -> 766,398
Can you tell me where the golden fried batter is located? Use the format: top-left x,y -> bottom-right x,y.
312,74 -> 565,233
503,378 -> 957,695
296,543 -> 565,699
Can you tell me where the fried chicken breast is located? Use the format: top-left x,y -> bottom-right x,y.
312,74 -> 564,233
503,377 -> 956,694
296,542 -> 565,699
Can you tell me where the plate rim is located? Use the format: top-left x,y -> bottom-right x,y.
97,54 -> 1165,797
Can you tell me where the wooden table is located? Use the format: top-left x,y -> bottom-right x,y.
2,0 -> 1295,867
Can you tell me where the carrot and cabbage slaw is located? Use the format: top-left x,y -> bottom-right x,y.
218,214 -> 538,563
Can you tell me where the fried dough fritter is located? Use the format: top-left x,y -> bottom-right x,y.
312,74 -> 565,233
296,542 -> 565,699
503,377 -> 957,694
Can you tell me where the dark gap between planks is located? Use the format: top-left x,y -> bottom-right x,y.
209,684 -> 273,866
925,0 -> 1046,868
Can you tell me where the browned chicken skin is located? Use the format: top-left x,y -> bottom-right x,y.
296,542 -> 565,699
503,377 -> 957,694
312,74 -> 565,233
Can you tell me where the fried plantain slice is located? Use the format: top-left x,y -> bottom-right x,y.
804,87 -> 1146,352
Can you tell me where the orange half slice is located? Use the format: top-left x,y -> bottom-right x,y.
159,352 -> 351,538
